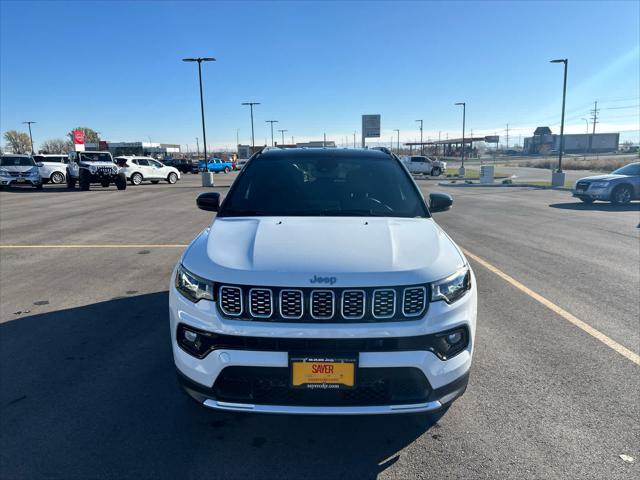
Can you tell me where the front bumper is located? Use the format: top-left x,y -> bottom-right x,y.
0,176 -> 42,186
573,186 -> 611,201
169,271 -> 477,415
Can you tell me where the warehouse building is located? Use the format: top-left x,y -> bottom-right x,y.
524,127 -> 619,154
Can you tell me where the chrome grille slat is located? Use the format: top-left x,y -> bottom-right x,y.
280,289 -> 303,319
219,286 -> 242,316
341,290 -> 365,319
310,290 -> 335,320
402,287 -> 426,317
372,289 -> 396,319
249,288 -> 273,318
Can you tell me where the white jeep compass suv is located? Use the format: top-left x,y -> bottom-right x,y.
170,148 -> 477,417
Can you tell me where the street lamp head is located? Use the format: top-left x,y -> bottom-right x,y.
22,121 -> 36,124
550,59 -> 567,64
242,102 -> 261,106
182,57 -> 216,62
455,102 -> 465,106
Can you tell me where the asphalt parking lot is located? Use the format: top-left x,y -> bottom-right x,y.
1,172 -> 638,479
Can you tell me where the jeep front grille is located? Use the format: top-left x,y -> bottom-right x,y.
402,287 -> 426,316
249,288 -> 273,318
219,286 -> 242,316
372,289 -> 396,318
311,290 -> 335,319
280,289 -> 303,319
216,284 -> 430,323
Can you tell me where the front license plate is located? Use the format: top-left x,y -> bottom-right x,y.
16,178 -> 26,183
290,355 -> 357,389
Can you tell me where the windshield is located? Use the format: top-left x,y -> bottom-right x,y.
219,154 -> 428,218
611,163 -> 640,176
79,152 -> 113,163
0,156 -> 35,167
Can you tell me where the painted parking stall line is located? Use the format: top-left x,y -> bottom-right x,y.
463,248 -> 640,366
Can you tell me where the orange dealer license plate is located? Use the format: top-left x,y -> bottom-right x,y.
290,355 -> 357,389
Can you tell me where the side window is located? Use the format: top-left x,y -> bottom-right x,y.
137,159 -> 149,166
150,160 -> 161,168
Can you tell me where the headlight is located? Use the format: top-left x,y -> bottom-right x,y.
29,167 -> 39,176
0,168 -> 9,176
590,181 -> 609,188
430,267 -> 472,304
175,264 -> 213,303
89,165 -> 97,174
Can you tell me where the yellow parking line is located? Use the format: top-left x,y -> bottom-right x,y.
0,244 -> 189,248
462,248 -> 640,366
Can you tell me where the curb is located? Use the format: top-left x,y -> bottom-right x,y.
437,182 -> 572,191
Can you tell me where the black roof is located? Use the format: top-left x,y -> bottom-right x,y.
257,147 -> 392,160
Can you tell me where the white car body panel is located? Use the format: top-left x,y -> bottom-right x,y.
116,156 -> 181,182
34,154 -> 68,182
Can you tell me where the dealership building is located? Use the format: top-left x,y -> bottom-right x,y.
85,141 -> 181,157
524,127 -> 619,154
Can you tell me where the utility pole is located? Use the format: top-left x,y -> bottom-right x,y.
278,129 -> 288,146
353,132 -> 356,148
265,120 -> 278,146
236,129 -> 239,148
196,137 -> 200,157
241,102 -> 260,151
22,121 -> 36,154
415,120 -> 423,155
393,129 -> 400,153
455,102 -> 466,175
505,124 -> 510,149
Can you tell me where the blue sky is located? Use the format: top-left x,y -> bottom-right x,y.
1,0 -> 639,151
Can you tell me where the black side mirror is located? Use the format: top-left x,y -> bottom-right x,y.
429,192 -> 453,213
197,192 -> 220,212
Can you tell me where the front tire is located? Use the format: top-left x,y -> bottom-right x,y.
50,171 -> 65,184
131,172 -> 143,186
167,172 -> 178,184
115,173 -> 127,190
611,185 -> 632,205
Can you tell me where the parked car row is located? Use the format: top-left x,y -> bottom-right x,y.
0,152 -> 182,191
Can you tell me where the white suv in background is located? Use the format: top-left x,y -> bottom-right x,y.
34,154 -> 68,184
170,148 -> 477,418
115,156 -> 180,185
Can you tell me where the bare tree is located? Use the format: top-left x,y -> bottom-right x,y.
3,130 -> 32,154
66,127 -> 99,144
40,138 -> 73,154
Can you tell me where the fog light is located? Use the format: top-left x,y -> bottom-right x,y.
447,331 -> 462,345
184,330 -> 198,343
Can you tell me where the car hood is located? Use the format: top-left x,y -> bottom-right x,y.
182,217 -> 466,287
578,174 -> 626,182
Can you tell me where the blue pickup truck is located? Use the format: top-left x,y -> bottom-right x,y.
197,157 -> 234,173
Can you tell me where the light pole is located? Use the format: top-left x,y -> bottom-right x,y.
393,129 -> 400,153
22,121 -> 36,154
196,137 -> 200,157
415,120 -> 423,155
455,102 -> 466,176
182,56 -> 215,164
265,120 -> 278,146
581,117 -> 589,160
242,102 -> 260,151
550,58 -> 568,186
278,129 -> 288,146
